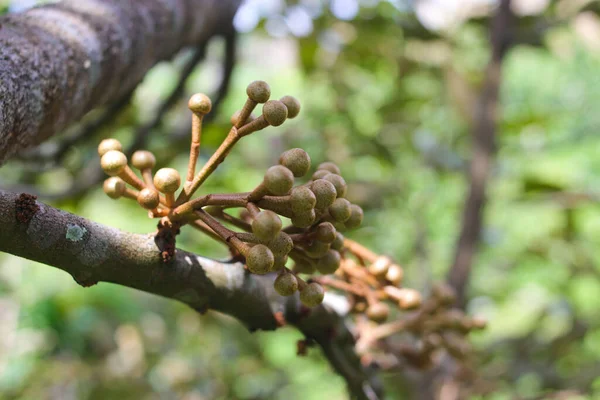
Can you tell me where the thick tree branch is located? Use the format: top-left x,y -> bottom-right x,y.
447,0 -> 514,309
0,0 -> 240,164
0,189 -> 382,400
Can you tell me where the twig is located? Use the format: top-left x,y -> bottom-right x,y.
447,0 -> 514,309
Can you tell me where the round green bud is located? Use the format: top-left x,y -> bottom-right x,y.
153,168 -> 181,193
103,177 -> 126,199
247,80 -> 271,103
246,244 -> 275,275
98,138 -> 122,156
267,232 -> 294,256
100,150 -> 128,176
231,110 -> 255,126
345,204 -> 363,229
316,250 -> 341,275
272,254 -> 289,271
317,162 -> 341,175
279,95 -> 301,118
264,165 -> 294,195
279,148 -> 311,177
262,100 -> 288,127
252,210 -> 282,242
137,188 -> 160,210
315,222 -> 336,243
305,240 -> 330,259
385,264 -> 404,286
323,173 -> 347,198
312,169 -> 330,180
367,302 -> 390,323
292,209 -> 316,228
188,93 -> 212,114
331,232 -> 344,251
311,179 -> 337,209
290,186 -> 317,213
329,198 -> 352,222
274,273 -> 298,296
293,259 -> 316,274
300,282 -> 325,307
131,150 -> 156,170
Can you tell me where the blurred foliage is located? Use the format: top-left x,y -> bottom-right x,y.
2,0 -> 600,399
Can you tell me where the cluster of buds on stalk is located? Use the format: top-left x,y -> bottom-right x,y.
99,81 -> 364,308
312,239 -> 487,369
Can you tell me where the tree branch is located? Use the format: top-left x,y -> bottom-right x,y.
447,0 -> 514,309
0,189 -> 383,400
0,0 -> 241,164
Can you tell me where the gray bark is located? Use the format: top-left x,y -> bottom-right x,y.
0,0 -> 240,163
0,189 -> 383,399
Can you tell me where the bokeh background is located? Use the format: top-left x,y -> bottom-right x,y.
2,0 -> 600,398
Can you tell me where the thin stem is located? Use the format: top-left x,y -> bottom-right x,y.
246,202 -> 260,217
186,114 -> 204,183
235,98 -> 257,128
171,193 -> 248,220
141,169 -> 155,189
207,208 -> 253,232
123,187 -> 140,201
237,115 -> 268,137
343,238 -> 379,263
247,182 -> 268,202
315,276 -> 365,297
177,127 -> 240,203
119,167 -> 145,191
189,219 -> 230,246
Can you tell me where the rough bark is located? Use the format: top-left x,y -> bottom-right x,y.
447,0 -> 514,309
0,189 -> 383,400
0,0 -> 240,164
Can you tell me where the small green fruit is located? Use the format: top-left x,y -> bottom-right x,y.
331,232 -> 344,251
280,95 -> 301,118
252,210 -> 282,242
246,244 -> 275,275
345,204 -> 363,229
247,80 -> 271,103
262,100 -> 288,126
323,173 -> 347,198
305,240 -> 330,259
317,162 -> 341,175
315,222 -> 336,243
329,198 -> 352,222
264,165 -> 294,195
274,273 -> 299,296
279,148 -> 311,177
292,209 -> 316,228
293,259 -> 316,274
312,169 -> 330,180
290,186 -> 317,213
267,232 -> 294,256
300,282 -> 325,307
316,250 -> 341,275
311,179 -> 337,209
